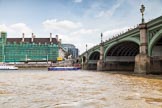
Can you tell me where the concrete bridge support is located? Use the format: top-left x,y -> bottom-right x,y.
82,62 -> 89,70
134,54 -> 150,74
97,60 -> 105,71
81,55 -> 89,70
134,23 -> 150,74
97,43 -> 105,71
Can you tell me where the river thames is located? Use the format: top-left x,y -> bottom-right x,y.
0,69 -> 162,108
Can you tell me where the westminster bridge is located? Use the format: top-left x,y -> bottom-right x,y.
79,15 -> 162,74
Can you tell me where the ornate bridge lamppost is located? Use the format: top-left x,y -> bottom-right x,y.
140,4 -> 145,23
134,4 -> 150,74
97,33 -> 105,71
82,44 -> 89,70
101,32 -> 103,43
86,44 -> 88,52
85,44 -> 88,63
139,4 -> 147,54
100,33 -> 104,60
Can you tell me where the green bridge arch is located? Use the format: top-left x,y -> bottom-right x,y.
148,29 -> 162,56
104,38 -> 140,59
88,50 -> 100,60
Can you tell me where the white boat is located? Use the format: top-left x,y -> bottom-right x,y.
0,64 -> 18,70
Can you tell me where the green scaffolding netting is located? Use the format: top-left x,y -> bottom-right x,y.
0,32 -> 59,62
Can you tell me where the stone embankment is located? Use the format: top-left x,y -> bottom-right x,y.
7,59 -> 77,68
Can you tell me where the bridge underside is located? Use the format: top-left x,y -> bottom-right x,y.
88,52 -> 99,70
105,41 -> 139,71
86,42 -> 139,71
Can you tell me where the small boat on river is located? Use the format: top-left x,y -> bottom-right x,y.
0,64 -> 18,70
48,67 -> 81,71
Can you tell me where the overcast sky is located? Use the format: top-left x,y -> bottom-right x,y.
0,0 -> 162,54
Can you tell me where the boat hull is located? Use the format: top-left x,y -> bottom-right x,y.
0,68 -> 18,70
0,65 -> 18,70
48,67 -> 80,71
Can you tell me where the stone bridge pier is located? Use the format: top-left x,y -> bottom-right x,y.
97,42 -> 105,71
134,23 -> 150,74
81,55 -> 89,70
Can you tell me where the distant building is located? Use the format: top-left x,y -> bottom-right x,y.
0,32 -> 59,62
58,46 -> 68,61
61,44 -> 79,59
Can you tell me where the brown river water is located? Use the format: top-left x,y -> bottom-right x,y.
0,69 -> 162,108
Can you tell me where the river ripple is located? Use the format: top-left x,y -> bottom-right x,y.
0,69 -> 162,108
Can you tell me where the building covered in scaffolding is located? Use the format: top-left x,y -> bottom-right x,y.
0,32 -> 59,63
